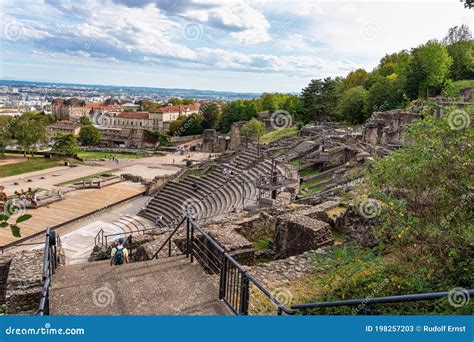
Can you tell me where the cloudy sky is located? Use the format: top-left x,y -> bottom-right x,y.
0,0 -> 471,93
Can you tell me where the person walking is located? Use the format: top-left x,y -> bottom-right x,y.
110,238 -> 129,266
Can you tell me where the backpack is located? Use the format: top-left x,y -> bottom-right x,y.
113,246 -> 125,265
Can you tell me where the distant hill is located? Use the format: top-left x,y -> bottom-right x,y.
0,79 -> 262,100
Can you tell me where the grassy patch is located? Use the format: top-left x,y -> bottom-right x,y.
179,168 -> 203,181
261,127 -> 299,144
299,167 -> 318,177
55,169 -> 120,186
78,151 -> 147,160
0,158 -> 61,178
442,80 -> 474,98
290,157 -> 302,167
252,237 -> 271,251
299,175 -> 332,195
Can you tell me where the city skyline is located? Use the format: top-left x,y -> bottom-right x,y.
1,0 -> 471,93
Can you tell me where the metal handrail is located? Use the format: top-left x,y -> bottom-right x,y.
187,217 -> 295,315
37,227 -> 61,315
151,216 -> 187,259
291,289 -> 474,312
155,216 -> 473,316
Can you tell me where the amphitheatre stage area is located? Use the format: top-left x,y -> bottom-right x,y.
0,149 -> 214,247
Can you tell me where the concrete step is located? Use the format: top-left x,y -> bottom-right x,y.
50,256 -> 230,315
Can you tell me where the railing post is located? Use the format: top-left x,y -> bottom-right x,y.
190,221 -> 194,263
186,218 -> 190,258
129,236 -> 133,259
219,256 -> 227,300
364,304 -> 372,315
239,274 -> 249,315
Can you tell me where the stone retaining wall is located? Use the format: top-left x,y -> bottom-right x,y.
5,251 -> 44,315
274,214 -> 333,258
0,255 -> 12,306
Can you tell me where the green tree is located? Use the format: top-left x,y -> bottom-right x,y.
147,130 -> 171,147
182,99 -> 195,105
200,103 -> 221,129
13,113 -> 46,157
169,113 -> 204,136
240,118 -> 265,140
0,116 -> 13,156
52,133 -> 78,157
446,40 -> 474,80
366,77 -> 405,114
366,111 -> 473,289
442,24 -> 472,45
300,77 -> 340,122
79,125 -> 100,146
80,116 -> 91,126
337,86 -> 368,124
220,100 -> 258,132
338,68 -> 368,92
407,41 -> 453,98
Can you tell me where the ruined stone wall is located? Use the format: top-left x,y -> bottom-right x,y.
0,256 -> 12,306
274,214 -> 333,258
363,110 -> 422,146
5,251 -> 44,314
201,129 -> 227,153
234,212 -> 277,242
228,121 -> 246,150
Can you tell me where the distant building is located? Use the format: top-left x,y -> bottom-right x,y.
47,120 -> 81,138
150,103 -> 200,131
52,98 -> 88,121
114,111 -> 153,129
0,108 -> 22,117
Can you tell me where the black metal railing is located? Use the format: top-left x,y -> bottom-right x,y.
151,215 -> 474,316
290,289 -> 474,315
37,227 -> 62,315
151,216 -> 293,315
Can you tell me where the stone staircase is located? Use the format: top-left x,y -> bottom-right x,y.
139,150 -> 283,226
50,255 -> 229,315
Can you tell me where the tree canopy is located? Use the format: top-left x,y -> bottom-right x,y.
79,125 -> 101,146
